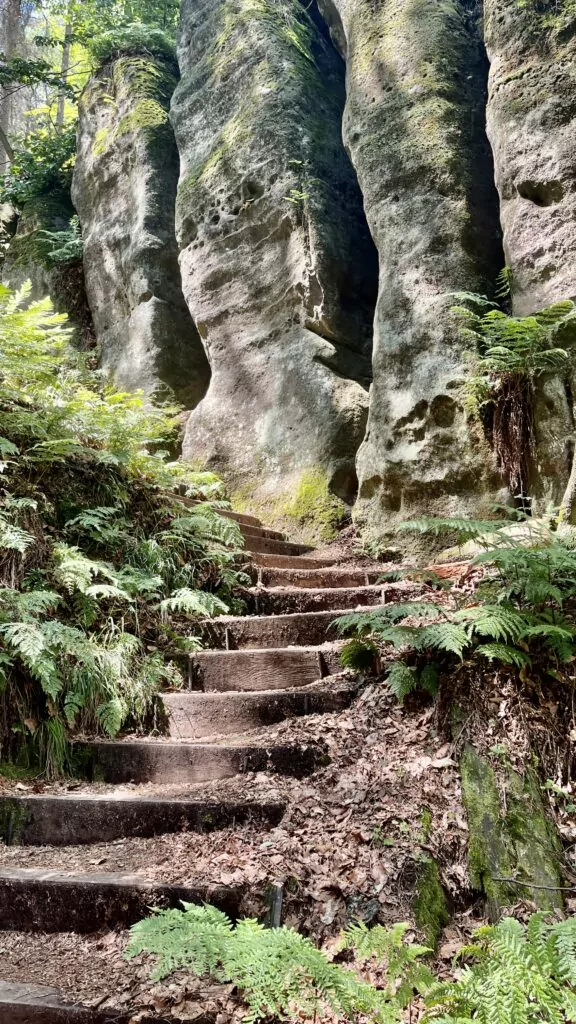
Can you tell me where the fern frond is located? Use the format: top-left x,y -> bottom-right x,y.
476,643 -> 531,668
159,588 -> 229,618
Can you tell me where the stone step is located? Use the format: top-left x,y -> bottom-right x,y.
245,584 -> 388,614
169,491 -> 262,529
252,553 -> 340,569
0,981 -> 127,1024
186,646 -> 341,691
83,739 -> 319,784
163,685 -> 355,739
253,566 -> 385,588
0,868 -> 242,933
245,535 -> 313,556
199,607 -> 385,649
240,524 -> 286,542
0,795 -> 284,846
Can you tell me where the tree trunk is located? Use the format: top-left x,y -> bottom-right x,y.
0,0 -> 22,171
56,21 -> 72,133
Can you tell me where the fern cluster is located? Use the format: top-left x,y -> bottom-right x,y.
452,290 -> 573,496
0,286 -> 247,774
424,914 -> 576,1023
335,510 -> 576,699
128,905 -> 576,1024
127,904 -> 431,1024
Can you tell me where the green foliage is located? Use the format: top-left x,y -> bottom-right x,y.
127,905 -> 576,1024
339,637 -> 379,671
127,904 -> 431,1024
0,126 -> 77,208
452,293 -> 574,495
87,24 -> 176,67
282,468 -> 346,542
335,510 -> 576,699
0,286 -> 247,775
423,915 -> 576,1023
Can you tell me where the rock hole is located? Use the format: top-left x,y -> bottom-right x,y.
517,180 -> 564,207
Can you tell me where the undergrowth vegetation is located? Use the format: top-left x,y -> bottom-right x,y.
128,904 -> 576,1024
452,289 -> 574,498
336,510 -> 576,703
0,285 -> 246,775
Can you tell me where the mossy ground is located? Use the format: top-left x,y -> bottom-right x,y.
232,467 -> 346,544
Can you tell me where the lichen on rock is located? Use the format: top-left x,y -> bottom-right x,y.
172,0 -> 378,505
317,0 -> 506,549
485,0 -> 576,511
72,49 -> 210,407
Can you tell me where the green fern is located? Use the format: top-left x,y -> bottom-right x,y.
127,904 -> 431,1023
423,915 -> 576,1024
159,588 -> 229,618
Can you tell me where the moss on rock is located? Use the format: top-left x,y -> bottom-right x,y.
413,856 -> 449,949
460,744 -> 563,918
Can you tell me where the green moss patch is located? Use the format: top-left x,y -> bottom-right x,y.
413,856 -> 449,949
460,745 -> 563,918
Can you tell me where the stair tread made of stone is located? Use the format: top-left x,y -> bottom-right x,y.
189,645 -> 341,690
246,583 -> 388,614
0,867 -> 243,932
163,684 -> 356,739
253,566 -> 385,588
84,738 -> 319,784
200,606 -> 387,649
251,553 -> 338,569
0,980 -> 126,1023
0,794 -> 284,845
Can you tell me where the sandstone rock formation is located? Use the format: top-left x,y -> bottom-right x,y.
73,53 -> 210,407
485,0 -> 576,510
318,0 -> 505,544
2,194 -> 94,347
172,0 -> 378,503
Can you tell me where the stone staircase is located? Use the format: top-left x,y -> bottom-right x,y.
0,506 -> 393,1022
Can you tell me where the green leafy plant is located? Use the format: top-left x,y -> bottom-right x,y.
335,511 -> 576,698
452,293 -> 573,497
127,904 -> 432,1024
0,286 -> 247,774
423,914 -> 576,1023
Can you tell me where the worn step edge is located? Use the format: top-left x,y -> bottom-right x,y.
167,491 -> 262,529
163,685 -> 356,739
0,868 -> 243,933
0,981 -> 121,1024
249,566 -> 385,588
0,980 -> 188,1023
251,553 -> 341,569
83,740 -> 320,784
199,606 -> 387,649
244,584 -> 388,614
240,524 -> 286,542
185,645 -> 342,691
0,796 -> 284,846
246,537 -> 313,556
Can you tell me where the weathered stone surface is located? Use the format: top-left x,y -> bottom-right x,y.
73,53 -> 210,406
485,0 -> 576,509
2,195 -> 94,346
318,0 -> 505,546
172,0 -> 378,503
485,0 -> 576,315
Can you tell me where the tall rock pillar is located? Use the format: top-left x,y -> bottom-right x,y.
73,51 -> 210,408
319,0 -> 505,547
485,0 -> 576,508
172,0 -> 378,504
